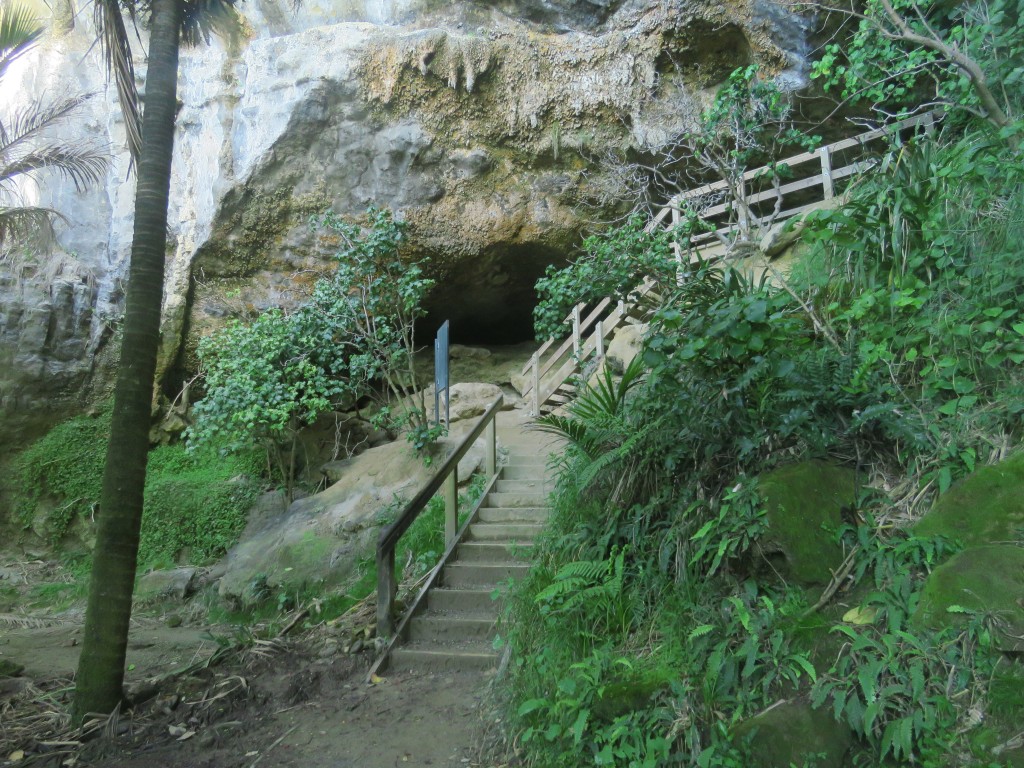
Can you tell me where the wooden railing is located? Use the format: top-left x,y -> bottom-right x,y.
646,111 -> 938,262
520,112 -> 939,415
375,395 -> 502,640
520,278 -> 656,416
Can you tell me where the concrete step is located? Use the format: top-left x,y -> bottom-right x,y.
485,491 -> 548,508
495,479 -> 548,493
455,541 -> 535,562
388,642 -> 497,672
503,455 -> 548,467
468,522 -> 545,541
442,562 -> 530,588
455,541 -> 529,562
427,587 -> 501,614
406,615 -> 495,643
477,506 -> 549,523
501,465 -> 554,481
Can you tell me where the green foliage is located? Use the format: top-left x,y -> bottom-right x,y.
533,216 -> 677,340
811,0 -> 1023,135
14,409 -> 110,541
190,208 -> 435,490
687,480 -> 766,577
13,410 -> 261,571
139,444 -> 262,567
507,47 -> 1024,767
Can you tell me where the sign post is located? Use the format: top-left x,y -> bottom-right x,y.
434,320 -> 450,426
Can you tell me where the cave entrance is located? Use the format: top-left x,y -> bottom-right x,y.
420,243 -> 568,347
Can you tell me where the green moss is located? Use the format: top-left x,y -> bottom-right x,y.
14,409 -> 110,542
914,544 -> 1024,651
197,186 -> 330,278
758,461 -> 857,585
732,699 -> 853,768
914,452 -> 1024,548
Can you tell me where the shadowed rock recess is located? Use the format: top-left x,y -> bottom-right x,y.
0,0 -> 814,444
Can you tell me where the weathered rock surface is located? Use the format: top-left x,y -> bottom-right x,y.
136,567 -> 202,602
914,451 -> 1024,548
217,416 -> 493,604
732,699 -> 853,767
914,544 -> 1024,652
756,460 -> 857,586
1,0 -> 816,449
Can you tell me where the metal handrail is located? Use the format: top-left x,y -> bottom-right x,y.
375,395 -> 502,639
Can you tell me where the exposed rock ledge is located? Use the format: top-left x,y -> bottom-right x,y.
0,0 -> 813,448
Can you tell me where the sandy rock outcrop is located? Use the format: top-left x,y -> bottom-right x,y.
0,0 -> 815,448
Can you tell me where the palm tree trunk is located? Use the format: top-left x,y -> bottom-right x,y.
72,0 -> 181,721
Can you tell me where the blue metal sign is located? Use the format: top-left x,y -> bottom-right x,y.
434,320 -> 450,425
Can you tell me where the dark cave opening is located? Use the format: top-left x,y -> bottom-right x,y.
419,243 -> 569,347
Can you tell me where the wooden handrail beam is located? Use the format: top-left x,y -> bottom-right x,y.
376,396 -> 503,638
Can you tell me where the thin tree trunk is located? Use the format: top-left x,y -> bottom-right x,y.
72,0 -> 181,721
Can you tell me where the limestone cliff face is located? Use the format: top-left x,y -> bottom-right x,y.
0,0 -> 812,443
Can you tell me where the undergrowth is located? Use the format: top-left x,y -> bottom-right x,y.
13,413 -> 262,577
501,113 -> 1024,767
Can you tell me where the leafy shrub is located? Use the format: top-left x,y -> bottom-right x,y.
533,215 -> 677,340
189,207 -> 436,493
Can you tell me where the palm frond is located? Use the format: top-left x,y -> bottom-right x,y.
0,1 -> 43,81
0,204 -> 61,250
0,93 -> 108,182
93,0 -> 141,164
1,143 -> 108,192
181,0 -> 242,46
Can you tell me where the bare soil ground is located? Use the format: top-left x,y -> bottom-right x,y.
0,560 -> 510,768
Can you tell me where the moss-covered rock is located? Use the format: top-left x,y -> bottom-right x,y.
732,699 -> 853,767
757,461 -> 857,586
914,544 -> 1024,651
914,452 -> 1024,548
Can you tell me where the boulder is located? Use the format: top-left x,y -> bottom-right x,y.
732,699 -> 853,768
605,323 -> 645,371
449,345 -> 492,360
446,382 -> 508,422
218,439 -> 433,605
756,461 -> 857,586
914,545 -> 1024,652
136,567 -> 201,602
914,452 -> 1024,548
217,429 -> 490,605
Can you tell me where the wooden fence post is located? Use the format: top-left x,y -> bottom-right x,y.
485,415 -> 497,476
531,353 -> 540,417
572,306 -> 582,357
671,207 -> 682,284
596,320 -> 605,358
376,546 -> 396,639
444,468 -> 458,546
819,146 -> 834,200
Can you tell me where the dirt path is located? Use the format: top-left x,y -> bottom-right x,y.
2,613 -> 506,768
2,389 -> 558,767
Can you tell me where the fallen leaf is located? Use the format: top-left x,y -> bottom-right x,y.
9,750 -> 24,762
177,731 -> 196,742
842,606 -> 877,625
369,674 -> 384,685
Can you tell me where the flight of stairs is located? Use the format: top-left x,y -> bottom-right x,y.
387,449 -> 552,671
